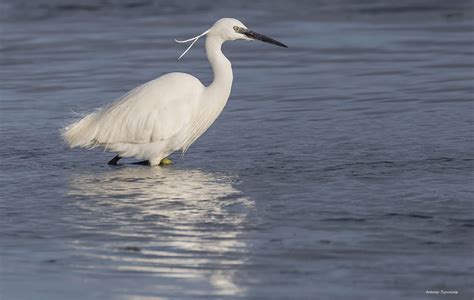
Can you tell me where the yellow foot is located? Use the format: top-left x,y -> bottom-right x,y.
160,157 -> 173,165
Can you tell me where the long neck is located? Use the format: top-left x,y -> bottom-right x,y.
204,35 -> 233,101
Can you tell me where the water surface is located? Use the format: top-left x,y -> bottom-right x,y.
1,1 -> 473,299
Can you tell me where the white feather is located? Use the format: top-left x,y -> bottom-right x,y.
175,29 -> 210,60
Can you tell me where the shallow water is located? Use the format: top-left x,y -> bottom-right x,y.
1,1 -> 473,299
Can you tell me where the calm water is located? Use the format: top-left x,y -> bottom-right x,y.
1,1 -> 473,299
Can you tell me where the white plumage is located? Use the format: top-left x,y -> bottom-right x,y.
62,18 -> 287,166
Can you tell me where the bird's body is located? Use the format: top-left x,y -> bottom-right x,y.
63,18 -> 286,165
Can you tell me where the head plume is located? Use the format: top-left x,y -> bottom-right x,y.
174,29 -> 210,60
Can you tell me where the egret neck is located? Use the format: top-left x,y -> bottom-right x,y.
204,35 -> 233,104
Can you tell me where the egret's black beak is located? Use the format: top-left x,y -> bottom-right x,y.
235,27 -> 288,48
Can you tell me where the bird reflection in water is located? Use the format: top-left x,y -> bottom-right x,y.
67,166 -> 254,297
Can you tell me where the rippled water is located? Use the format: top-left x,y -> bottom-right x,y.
1,1 -> 473,299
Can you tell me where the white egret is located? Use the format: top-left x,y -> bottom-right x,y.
62,18 -> 287,166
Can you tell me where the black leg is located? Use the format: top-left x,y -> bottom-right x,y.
131,160 -> 150,165
108,155 -> 121,165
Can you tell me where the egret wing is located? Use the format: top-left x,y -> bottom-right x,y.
92,73 -> 204,146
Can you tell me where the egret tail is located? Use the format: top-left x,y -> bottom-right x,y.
62,113 -> 100,149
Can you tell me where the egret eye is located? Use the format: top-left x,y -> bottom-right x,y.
233,26 -> 244,33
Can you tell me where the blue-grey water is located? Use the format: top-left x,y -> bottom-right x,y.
1,1 -> 473,299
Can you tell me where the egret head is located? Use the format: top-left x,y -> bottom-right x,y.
209,18 -> 287,48
175,18 -> 287,60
